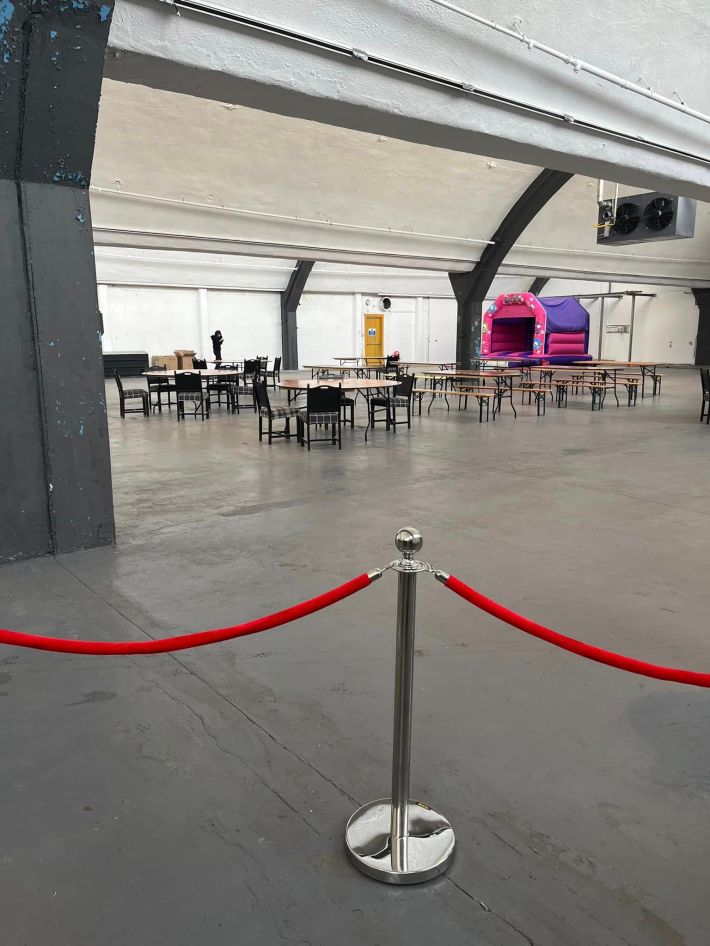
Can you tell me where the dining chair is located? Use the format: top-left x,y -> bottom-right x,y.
114,370 -> 149,418
369,375 -> 415,431
297,385 -> 342,450
700,368 -> 710,423
146,366 -> 175,412
264,356 -> 282,389
175,371 -> 209,421
253,380 -> 301,443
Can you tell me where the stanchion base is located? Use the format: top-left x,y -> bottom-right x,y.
345,798 -> 455,884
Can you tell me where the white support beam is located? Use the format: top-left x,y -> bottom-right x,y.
106,0 -> 710,201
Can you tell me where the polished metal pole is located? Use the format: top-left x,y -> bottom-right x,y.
390,554 -> 418,871
345,527 -> 455,884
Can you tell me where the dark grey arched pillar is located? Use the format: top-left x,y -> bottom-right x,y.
529,276 -> 550,295
449,170 -> 573,367
0,0 -> 115,563
281,260 -> 314,369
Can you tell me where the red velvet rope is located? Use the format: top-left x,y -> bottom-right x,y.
0,573 -> 373,655
445,574 -> 710,687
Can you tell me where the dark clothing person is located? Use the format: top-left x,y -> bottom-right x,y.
211,330 -> 223,362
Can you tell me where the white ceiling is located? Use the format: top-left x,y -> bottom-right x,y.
91,80 -> 710,284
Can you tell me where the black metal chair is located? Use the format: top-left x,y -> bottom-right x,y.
369,374 -> 415,431
243,358 -> 261,383
115,370 -> 149,418
253,380 -> 301,443
264,355 -> 282,389
228,362 -> 258,414
700,368 -> 710,423
383,355 -> 401,378
297,385 -> 342,450
256,356 -> 269,376
192,357 -> 208,369
207,364 -> 238,408
341,389 -> 355,428
147,366 -> 175,412
175,371 -> 209,421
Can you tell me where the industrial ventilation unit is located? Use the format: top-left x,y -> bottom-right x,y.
597,191 -> 696,246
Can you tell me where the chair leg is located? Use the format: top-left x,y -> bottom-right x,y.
258,415 -> 263,441
268,415 -> 273,444
338,417 -> 342,449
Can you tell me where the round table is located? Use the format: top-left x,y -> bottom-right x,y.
278,378 -> 398,392
278,378 -> 399,441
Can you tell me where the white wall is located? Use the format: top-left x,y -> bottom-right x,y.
545,279 -> 699,363
206,291 -> 281,362
98,251 -> 700,367
102,286 -> 201,356
297,294 -> 358,365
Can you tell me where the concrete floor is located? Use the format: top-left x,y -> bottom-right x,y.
1,369 -> 709,945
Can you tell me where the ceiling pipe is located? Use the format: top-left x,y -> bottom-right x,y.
425,0 -> 710,127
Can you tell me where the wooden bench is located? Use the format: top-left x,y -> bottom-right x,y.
619,377 -> 640,406
413,387 -> 449,415
551,377 -> 574,407
454,386 -> 497,422
584,381 -> 615,411
512,386 -> 548,415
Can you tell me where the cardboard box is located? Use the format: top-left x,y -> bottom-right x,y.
174,349 -> 197,369
152,355 -> 178,370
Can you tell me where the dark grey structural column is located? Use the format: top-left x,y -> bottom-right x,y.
0,0 -> 115,564
280,260 -> 314,370
449,170 -> 573,367
529,276 -> 549,295
692,289 -> 710,366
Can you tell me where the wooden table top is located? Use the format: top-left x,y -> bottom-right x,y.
332,356 -> 384,364
424,369 -> 518,377
530,365 -> 618,373
400,360 -> 458,367
279,378 -> 398,391
303,365 -> 364,373
144,369 -> 240,378
572,360 -> 658,368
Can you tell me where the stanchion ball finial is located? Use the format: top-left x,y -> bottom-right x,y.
395,527 -> 423,557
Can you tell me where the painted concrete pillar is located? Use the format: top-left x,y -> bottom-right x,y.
0,0 -> 115,564
454,296 -> 482,369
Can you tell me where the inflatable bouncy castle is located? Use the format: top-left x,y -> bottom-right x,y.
480,292 -> 592,365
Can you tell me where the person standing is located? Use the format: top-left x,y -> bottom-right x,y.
210,329 -> 224,363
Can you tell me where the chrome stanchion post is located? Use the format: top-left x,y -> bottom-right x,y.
345,527 -> 455,884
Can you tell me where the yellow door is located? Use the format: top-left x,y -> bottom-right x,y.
364,313 -> 384,365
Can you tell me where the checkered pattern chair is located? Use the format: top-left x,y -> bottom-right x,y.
369,374 -> 415,431
264,356 -> 282,389
114,370 -> 149,418
700,368 -> 710,423
174,371 -> 209,421
254,381 -> 300,443
228,377 -> 257,414
297,385 -> 342,450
